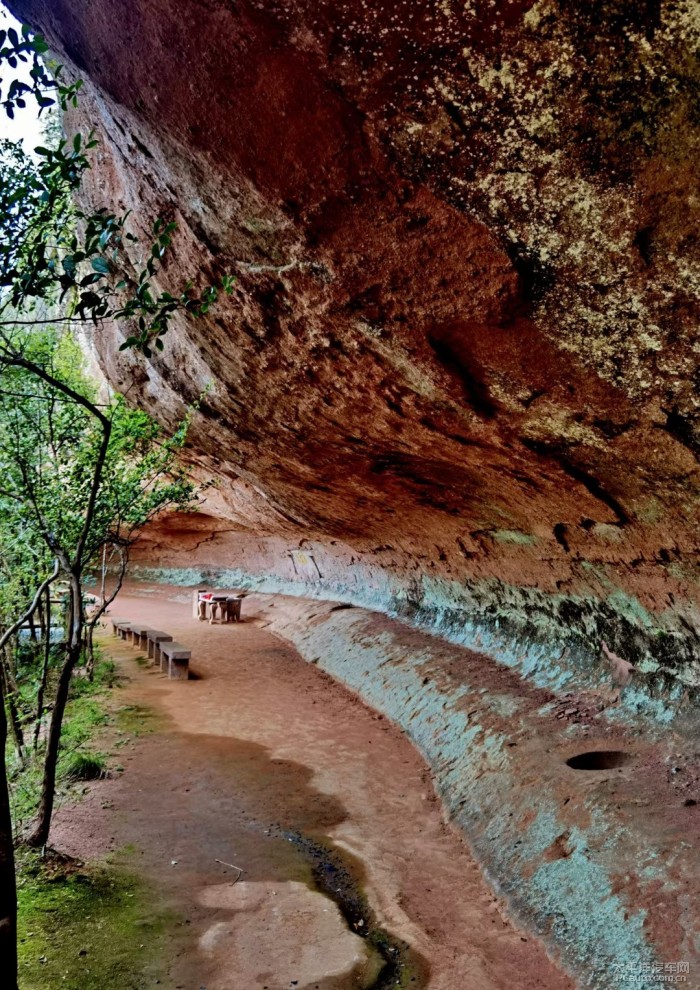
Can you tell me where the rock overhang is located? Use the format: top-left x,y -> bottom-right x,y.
8,0 -> 700,700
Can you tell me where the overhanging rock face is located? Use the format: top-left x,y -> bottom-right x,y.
10,0 -> 700,703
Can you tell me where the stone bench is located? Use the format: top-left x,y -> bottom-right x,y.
110,617 -> 126,636
146,630 -> 173,663
159,641 -> 191,680
113,621 -> 132,641
129,624 -> 156,650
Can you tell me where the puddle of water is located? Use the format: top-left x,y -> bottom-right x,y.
103,719 -> 429,990
194,736 -> 430,988
279,830 -> 429,990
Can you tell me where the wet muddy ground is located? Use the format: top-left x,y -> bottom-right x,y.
51,586 -> 573,990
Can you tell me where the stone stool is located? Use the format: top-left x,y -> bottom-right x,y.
197,592 -> 213,621
209,595 -> 228,624
225,597 -> 242,622
159,641 -> 191,679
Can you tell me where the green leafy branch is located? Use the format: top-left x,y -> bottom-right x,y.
0,27 -> 235,357
0,22 -> 82,119
0,137 -> 235,355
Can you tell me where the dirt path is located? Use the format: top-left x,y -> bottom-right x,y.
52,586 -> 574,990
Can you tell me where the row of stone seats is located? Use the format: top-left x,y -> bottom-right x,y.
111,619 -> 190,680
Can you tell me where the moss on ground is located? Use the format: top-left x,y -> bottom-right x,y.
10,647 -> 178,989
17,850 -> 172,990
114,702 -> 160,737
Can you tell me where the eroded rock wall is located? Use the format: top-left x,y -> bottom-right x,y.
9,0 -> 700,704
250,593 -> 700,990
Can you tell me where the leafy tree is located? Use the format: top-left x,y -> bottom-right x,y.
0,327 -> 199,853
1,20 -> 234,356
0,132 -> 233,356
0,23 -> 232,986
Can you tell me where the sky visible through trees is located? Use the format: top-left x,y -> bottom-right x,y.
0,4 -> 43,152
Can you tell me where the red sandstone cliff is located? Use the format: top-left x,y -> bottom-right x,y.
9,0 -> 700,700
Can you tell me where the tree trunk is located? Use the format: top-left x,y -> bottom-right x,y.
100,544 -> 107,607
25,640 -> 80,849
0,665 -> 18,989
34,588 -> 52,753
0,657 -> 24,766
26,578 -> 82,850
86,623 -> 96,681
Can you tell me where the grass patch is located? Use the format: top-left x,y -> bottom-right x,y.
115,704 -> 159,737
9,659 -> 119,831
17,850 -> 173,990
60,752 -> 107,782
9,644 -> 176,988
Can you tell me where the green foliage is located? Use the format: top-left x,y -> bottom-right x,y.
0,326 -> 197,577
0,22 -> 81,120
1,23 -> 235,356
7,659 -> 115,832
59,752 -> 106,782
0,325 -> 196,818
0,134 -> 235,355
0,4 -> 241,361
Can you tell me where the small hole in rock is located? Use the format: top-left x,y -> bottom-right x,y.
566,750 -> 631,770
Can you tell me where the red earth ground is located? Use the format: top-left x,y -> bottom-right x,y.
50,585 -> 573,990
